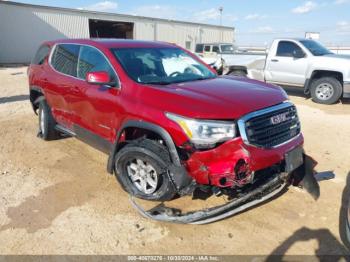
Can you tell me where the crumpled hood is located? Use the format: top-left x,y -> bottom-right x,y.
142,76 -> 288,119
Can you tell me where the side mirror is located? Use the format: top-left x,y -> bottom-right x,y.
293,49 -> 306,59
86,71 -> 115,86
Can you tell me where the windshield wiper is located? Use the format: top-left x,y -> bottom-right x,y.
143,76 -> 216,85
142,81 -> 172,85
192,76 -> 216,81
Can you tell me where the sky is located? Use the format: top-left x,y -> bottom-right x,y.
7,0 -> 350,46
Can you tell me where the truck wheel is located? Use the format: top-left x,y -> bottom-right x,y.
38,100 -> 59,140
229,70 -> 247,77
310,77 -> 342,104
114,139 -> 177,202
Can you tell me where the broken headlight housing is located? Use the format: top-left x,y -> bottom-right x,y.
166,113 -> 236,148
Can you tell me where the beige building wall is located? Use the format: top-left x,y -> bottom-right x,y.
0,2 -> 235,63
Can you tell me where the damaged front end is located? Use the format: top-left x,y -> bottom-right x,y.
130,102 -> 320,224
130,153 -> 320,224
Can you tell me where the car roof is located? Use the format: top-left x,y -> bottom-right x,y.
273,38 -> 311,42
45,38 -> 177,49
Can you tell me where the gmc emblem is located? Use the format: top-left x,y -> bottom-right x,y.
270,112 -> 289,125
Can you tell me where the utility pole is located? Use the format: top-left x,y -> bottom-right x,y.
219,6 -> 223,42
219,6 -> 223,26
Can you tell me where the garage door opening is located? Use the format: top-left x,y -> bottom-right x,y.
89,19 -> 134,39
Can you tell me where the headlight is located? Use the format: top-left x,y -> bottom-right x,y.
166,113 -> 236,148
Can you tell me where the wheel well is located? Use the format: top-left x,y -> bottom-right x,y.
115,127 -> 164,152
123,127 -> 163,142
310,70 -> 343,85
227,66 -> 248,75
120,126 -> 193,160
30,88 -> 44,112
115,127 -> 171,163
107,121 -> 183,174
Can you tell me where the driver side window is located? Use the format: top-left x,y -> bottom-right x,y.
276,41 -> 303,57
77,45 -> 118,84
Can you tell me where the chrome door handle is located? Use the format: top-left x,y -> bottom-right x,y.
271,59 -> 279,62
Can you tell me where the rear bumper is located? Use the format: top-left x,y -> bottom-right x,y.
344,81 -> 350,98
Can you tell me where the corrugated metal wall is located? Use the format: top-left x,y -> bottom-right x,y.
33,11 -> 89,38
0,2 -> 235,63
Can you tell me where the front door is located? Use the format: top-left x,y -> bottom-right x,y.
71,45 -> 121,144
265,41 -> 308,86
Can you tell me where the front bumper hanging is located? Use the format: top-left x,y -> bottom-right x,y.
130,172 -> 288,225
129,154 -> 320,225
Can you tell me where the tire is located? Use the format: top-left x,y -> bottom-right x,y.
229,70 -> 247,77
38,100 -> 59,140
114,139 -> 177,201
310,77 -> 342,105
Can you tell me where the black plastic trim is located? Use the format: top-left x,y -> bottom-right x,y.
74,124 -> 112,154
304,78 -> 311,94
343,92 -> 350,98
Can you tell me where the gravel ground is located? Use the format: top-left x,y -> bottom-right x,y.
0,66 -> 349,256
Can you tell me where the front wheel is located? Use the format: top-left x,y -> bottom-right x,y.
310,77 -> 342,104
114,139 -> 177,201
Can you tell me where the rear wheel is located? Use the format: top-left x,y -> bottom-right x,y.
310,77 -> 342,104
114,139 -> 177,201
38,100 -> 59,140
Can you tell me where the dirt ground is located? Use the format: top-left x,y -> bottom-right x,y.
0,66 -> 350,256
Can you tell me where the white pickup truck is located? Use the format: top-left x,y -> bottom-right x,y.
196,39 -> 350,104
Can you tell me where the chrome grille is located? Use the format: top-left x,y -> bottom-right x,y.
238,102 -> 301,148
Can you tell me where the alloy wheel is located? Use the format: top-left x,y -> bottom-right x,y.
126,159 -> 159,195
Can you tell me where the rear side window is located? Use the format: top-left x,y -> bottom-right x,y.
32,45 -> 50,65
77,45 -> 117,83
276,41 -> 303,57
204,45 -> 211,52
51,44 -> 80,77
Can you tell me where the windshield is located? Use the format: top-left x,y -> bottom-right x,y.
220,44 -> 236,54
111,47 -> 216,85
300,40 -> 333,56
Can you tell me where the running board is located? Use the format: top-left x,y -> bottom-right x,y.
55,124 -> 76,137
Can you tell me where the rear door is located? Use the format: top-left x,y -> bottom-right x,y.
46,43 -> 81,127
265,40 -> 308,86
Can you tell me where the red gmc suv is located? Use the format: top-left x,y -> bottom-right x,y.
28,39 -> 315,224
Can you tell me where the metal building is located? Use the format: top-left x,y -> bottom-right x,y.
0,1 -> 235,64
